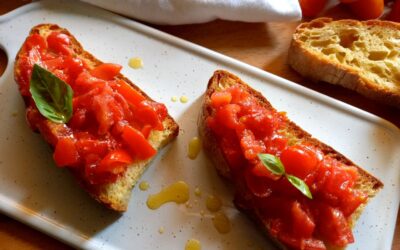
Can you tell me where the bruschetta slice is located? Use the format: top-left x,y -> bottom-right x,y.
14,24 -> 179,212
198,70 -> 382,249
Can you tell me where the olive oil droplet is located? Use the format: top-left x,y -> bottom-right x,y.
146,181 -> 189,209
185,238 -> 201,250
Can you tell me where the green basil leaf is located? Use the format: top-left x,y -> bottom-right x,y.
29,64 -> 73,123
258,153 -> 285,176
286,174 -> 313,199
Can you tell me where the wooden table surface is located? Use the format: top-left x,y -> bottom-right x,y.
0,1 -> 398,250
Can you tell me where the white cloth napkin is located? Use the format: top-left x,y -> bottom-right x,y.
81,0 -> 302,25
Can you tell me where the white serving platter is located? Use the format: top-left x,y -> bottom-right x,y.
0,1 -> 399,249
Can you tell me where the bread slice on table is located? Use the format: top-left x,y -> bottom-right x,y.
198,70 -> 383,249
288,17 -> 400,108
14,24 -> 179,212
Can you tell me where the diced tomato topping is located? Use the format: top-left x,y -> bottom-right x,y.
17,31 -> 169,185
115,80 -> 146,107
291,201 -> 315,238
215,104 -> 241,129
47,32 -> 71,55
122,125 -> 156,160
251,161 -> 281,180
244,168 -> 272,198
211,91 -> 232,108
133,100 -> 165,130
141,124 -> 153,139
97,149 -> 133,174
238,129 -> 265,160
53,137 -> 79,167
281,144 -> 323,179
90,63 -> 122,81
205,84 -> 367,249
314,204 -> 354,247
25,34 -> 47,52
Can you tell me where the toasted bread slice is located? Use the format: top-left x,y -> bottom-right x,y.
14,24 -> 179,212
288,17 -> 400,108
199,70 -> 383,249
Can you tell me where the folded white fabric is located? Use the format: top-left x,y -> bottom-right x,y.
81,0 -> 302,25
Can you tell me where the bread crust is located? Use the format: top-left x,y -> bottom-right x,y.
14,24 -> 179,212
288,17 -> 400,108
199,70 -> 383,249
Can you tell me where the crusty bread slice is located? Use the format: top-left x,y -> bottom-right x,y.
14,24 -> 179,212
198,70 -> 383,249
288,17 -> 400,108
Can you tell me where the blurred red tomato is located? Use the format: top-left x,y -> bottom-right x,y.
387,0 -> 400,22
347,0 -> 384,19
299,0 -> 328,17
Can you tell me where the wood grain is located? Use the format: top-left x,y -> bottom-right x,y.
0,1 -> 398,250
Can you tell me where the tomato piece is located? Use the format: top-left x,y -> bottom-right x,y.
211,91 -> 232,108
141,124 -> 153,139
280,144 -> 322,179
219,132 -> 246,171
340,190 -> 367,216
291,201 -> 315,238
97,149 -> 133,174
47,31 -> 71,55
264,133 -> 288,156
133,100 -> 164,130
43,57 -> 64,71
244,168 -> 273,198
53,137 -> 79,167
241,109 -> 275,138
90,63 -> 122,81
251,161 -> 281,180
299,0 -> 328,17
387,0 -> 400,22
92,91 -> 116,135
348,0 -> 384,20
315,205 -> 354,247
228,86 -> 249,104
64,56 -> 84,80
238,129 -> 265,160
215,104 -> 241,129
122,125 -> 156,160
24,34 -> 47,52
339,0 -> 357,3
75,138 -> 109,157
115,80 -> 146,107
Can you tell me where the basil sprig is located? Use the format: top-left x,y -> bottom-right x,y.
257,153 -> 313,199
29,64 -> 73,123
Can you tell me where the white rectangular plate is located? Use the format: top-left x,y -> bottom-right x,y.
0,1 -> 399,249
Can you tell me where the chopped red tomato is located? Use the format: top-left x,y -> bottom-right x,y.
53,137 -> 79,167
215,104 -> 241,129
115,80 -> 146,107
90,63 -> 122,81
133,100 -> 165,130
238,129 -> 265,160
47,32 -> 71,55
97,149 -> 133,174
211,91 -> 232,108
291,201 -> 315,238
281,144 -> 322,179
251,161 -> 281,180
122,125 -> 156,160
25,34 -> 47,52
315,204 -> 354,246
245,168 -> 272,198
